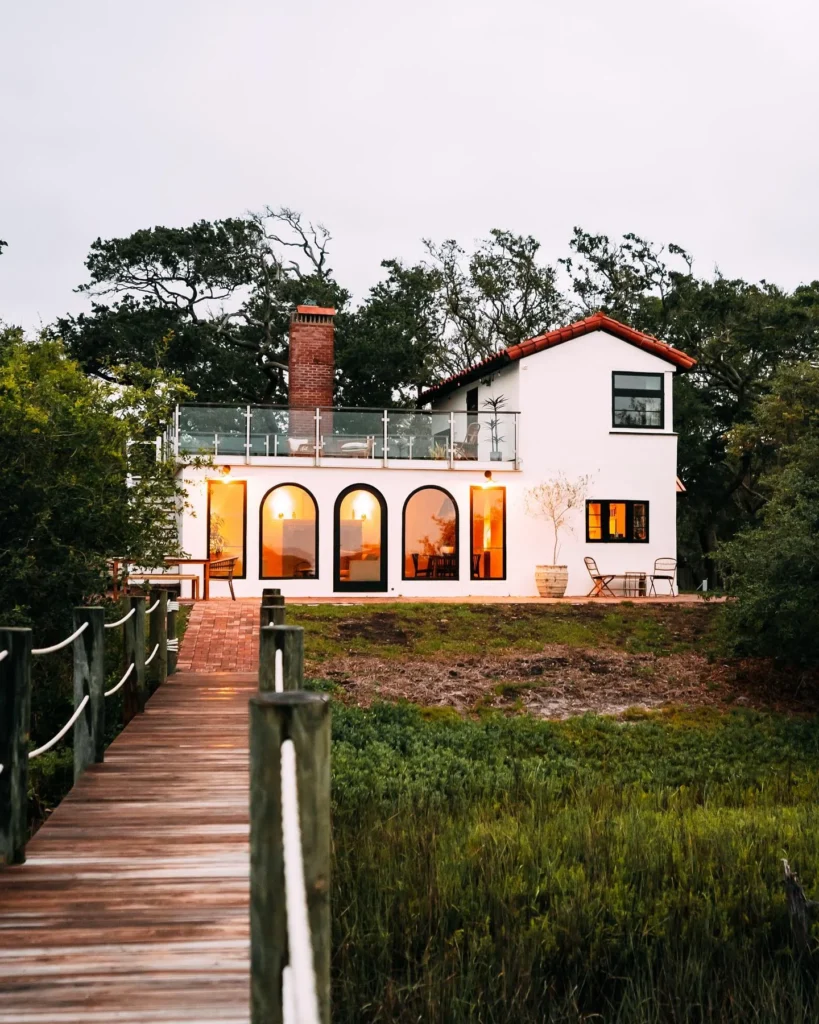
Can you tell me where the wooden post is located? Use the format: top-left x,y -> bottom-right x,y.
259,625 -> 304,693
262,587 -> 282,601
167,601 -> 178,675
72,607 -> 105,781
148,588 -> 168,691
249,691 -> 331,1024
260,604 -> 286,628
123,595 -> 147,720
0,627 -> 32,866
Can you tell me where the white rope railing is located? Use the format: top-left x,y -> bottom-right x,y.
32,621 -> 89,656
28,695 -> 89,759
281,738 -> 321,1024
0,649 -> 8,663
275,648 -> 284,693
167,638 -> 179,651
105,662 -> 134,697
104,607 -> 136,629
145,599 -> 160,615
144,643 -> 160,666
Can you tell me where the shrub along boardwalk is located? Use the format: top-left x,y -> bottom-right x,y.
0,670 -> 256,1024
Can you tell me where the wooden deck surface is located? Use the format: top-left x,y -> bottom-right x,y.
0,671 -> 256,1023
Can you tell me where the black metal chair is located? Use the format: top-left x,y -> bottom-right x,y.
411,553 -> 431,579
648,558 -> 677,596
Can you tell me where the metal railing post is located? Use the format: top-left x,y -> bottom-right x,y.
382,410 -> 389,467
249,690 -> 331,1024
174,403 -> 180,457
514,412 -> 520,469
72,607 -> 105,780
0,627 -> 32,866
314,408 -> 321,466
449,411 -> 455,468
246,405 -> 252,464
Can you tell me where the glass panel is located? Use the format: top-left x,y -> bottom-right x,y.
208,480 -> 245,575
179,406 -> 246,455
454,411 -> 517,462
471,487 -> 505,579
249,407 -> 292,457
613,396 -> 662,428
608,502 -> 627,540
261,485 -> 317,578
613,373 -> 662,392
320,410 -> 383,458
338,489 -> 382,582
633,503 -> 648,541
404,489 -> 458,579
588,502 -> 602,541
387,410 -> 451,460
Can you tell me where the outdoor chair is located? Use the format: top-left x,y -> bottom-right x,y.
471,552 -> 482,578
584,556 -> 617,597
453,421 -> 481,460
648,557 -> 677,596
208,556 -> 238,600
411,553 -> 432,578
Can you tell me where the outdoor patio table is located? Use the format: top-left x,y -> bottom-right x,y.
165,558 -> 212,600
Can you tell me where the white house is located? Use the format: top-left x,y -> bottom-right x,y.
168,306 -> 696,598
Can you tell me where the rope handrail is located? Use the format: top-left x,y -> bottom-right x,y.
145,599 -> 160,615
144,643 -> 160,666
0,649 -> 7,663
281,738 -> 321,1024
104,662 -> 134,697
32,621 -> 89,656
104,608 -> 136,629
28,695 -> 89,759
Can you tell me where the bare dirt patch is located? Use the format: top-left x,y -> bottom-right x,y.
310,644 -> 742,719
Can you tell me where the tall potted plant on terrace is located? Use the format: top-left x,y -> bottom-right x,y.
483,394 -> 507,461
524,474 -> 590,597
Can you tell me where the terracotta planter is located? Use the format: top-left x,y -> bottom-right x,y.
535,565 -> 568,598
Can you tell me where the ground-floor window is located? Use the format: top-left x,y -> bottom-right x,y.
335,484 -> 388,591
208,479 -> 246,576
586,500 -> 649,542
403,486 -> 458,579
470,486 -> 505,579
260,483 -> 318,578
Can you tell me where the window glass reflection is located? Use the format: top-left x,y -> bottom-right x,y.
338,489 -> 382,583
261,485 -> 317,578
471,487 -> 505,579
404,488 -> 458,579
208,480 -> 245,576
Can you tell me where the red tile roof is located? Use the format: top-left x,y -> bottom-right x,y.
419,313 -> 697,403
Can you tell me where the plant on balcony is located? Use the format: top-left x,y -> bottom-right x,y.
482,394 -> 507,461
524,474 -> 590,597
428,441 -> 449,460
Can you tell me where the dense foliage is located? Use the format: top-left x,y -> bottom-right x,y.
326,696 -> 819,1023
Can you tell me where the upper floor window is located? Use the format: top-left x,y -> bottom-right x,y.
612,372 -> 664,429
587,500 -> 649,543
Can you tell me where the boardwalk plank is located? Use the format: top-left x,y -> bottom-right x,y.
0,671 -> 256,1024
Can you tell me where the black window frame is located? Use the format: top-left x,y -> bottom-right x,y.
469,485 -> 507,580
333,483 -> 388,593
259,482 -> 319,580
612,371 -> 664,430
586,500 -> 650,544
207,478 -> 248,578
401,485 -> 460,581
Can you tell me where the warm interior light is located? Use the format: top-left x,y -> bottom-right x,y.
270,489 -> 295,520
481,469 -> 493,488
219,465 -> 231,478
351,491 -> 375,520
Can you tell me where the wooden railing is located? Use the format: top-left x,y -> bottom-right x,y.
0,588 -> 177,866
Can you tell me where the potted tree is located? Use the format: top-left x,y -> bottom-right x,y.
524,474 -> 590,597
483,394 -> 507,461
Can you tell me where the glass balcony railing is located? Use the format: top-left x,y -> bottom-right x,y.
172,405 -> 519,465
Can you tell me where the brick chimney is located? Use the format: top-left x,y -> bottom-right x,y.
288,305 -> 336,411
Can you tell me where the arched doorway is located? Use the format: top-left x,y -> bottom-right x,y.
334,484 -> 388,592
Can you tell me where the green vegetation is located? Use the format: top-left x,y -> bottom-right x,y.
325,697 -> 819,1023
294,601 -> 719,663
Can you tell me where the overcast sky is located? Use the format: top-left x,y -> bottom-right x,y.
2,0 -> 818,331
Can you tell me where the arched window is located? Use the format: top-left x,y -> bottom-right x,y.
260,484 -> 318,579
402,487 -> 459,580
334,485 -> 387,592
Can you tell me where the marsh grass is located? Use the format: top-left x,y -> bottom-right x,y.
324,698 -> 819,1023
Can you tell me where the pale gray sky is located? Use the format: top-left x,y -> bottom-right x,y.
2,0 -> 818,331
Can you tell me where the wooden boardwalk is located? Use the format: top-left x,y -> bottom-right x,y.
0,671 -> 256,1023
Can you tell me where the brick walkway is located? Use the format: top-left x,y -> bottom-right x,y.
177,600 -> 260,673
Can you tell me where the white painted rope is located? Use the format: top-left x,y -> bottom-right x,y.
0,649 -> 8,663
104,608 -> 136,629
280,739 -> 321,1024
144,643 -> 160,666
275,648 -> 284,693
105,662 -> 134,697
145,599 -> 160,615
32,621 -> 89,656
167,639 -> 179,651
28,695 -> 89,759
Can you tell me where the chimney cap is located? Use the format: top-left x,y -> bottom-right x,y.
296,304 -> 336,316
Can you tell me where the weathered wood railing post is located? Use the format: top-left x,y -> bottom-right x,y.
167,600 -> 178,675
123,595 -> 146,720
250,690 -> 331,1024
0,627 -> 33,866
148,587 -> 168,691
261,593 -> 286,629
72,607 -> 105,781
259,624 -> 304,693
262,587 -> 282,601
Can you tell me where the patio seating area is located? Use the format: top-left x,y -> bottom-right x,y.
585,556 -> 678,598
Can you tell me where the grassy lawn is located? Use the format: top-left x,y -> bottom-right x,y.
324,693 -> 819,1023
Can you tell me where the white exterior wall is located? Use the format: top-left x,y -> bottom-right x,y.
176,330 -> 679,597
